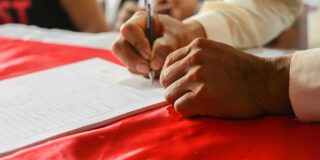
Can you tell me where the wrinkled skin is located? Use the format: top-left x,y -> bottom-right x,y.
160,38 -> 293,119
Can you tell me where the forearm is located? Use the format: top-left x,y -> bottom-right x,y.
60,0 -> 109,33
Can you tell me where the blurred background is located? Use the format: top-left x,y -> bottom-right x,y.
0,0 -> 319,50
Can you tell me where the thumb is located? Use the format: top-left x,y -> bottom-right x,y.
150,36 -> 176,71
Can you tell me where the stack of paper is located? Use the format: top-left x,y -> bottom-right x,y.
0,58 -> 166,156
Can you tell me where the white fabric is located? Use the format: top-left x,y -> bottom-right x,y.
290,49 -> 320,122
308,9 -> 320,48
189,0 -> 303,49
0,24 -> 119,50
305,0 -> 320,7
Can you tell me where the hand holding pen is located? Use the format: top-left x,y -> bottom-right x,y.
112,3 -> 206,81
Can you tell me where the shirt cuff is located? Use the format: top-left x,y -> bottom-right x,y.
290,48 -> 320,122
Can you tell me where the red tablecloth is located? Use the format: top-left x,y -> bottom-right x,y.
1,37 -> 320,160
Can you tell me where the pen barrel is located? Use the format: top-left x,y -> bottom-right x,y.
146,3 -> 154,48
146,19 -> 154,47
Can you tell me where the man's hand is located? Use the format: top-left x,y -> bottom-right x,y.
112,11 -> 205,77
160,38 -> 293,119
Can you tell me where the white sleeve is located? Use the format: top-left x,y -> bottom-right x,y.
290,48 -> 320,122
186,0 -> 303,49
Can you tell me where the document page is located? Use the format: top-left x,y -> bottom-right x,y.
0,58 -> 165,156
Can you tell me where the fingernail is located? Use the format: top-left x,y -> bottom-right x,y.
140,50 -> 150,60
151,56 -> 165,70
136,63 -> 150,74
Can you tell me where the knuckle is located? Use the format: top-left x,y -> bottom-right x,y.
192,49 -> 204,61
191,37 -> 207,48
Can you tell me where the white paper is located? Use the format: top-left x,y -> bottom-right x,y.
0,58 -> 165,156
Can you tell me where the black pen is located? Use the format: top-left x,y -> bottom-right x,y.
145,0 -> 155,83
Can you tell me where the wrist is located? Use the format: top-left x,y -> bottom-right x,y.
262,55 -> 293,115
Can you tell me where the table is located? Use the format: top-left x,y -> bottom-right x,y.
0,24 -> 320,160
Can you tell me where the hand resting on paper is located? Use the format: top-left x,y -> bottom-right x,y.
160,38 -> 293,119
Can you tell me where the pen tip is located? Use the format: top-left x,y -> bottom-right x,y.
149,71 -> 155,84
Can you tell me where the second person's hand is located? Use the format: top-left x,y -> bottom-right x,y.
112,11 -> 206,77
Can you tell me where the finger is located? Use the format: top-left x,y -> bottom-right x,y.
112,38 -> 149,75
150,37 -> 174,71
174,92 -> 199,117
160,58 -> 188,88
160,46 -> 191,87
162,45 -> 190,70
120,12 -> 151,59
164,74 -> 191,104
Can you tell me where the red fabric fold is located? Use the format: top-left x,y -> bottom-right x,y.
0,37 -> 121,80
1,37 -> 320,160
